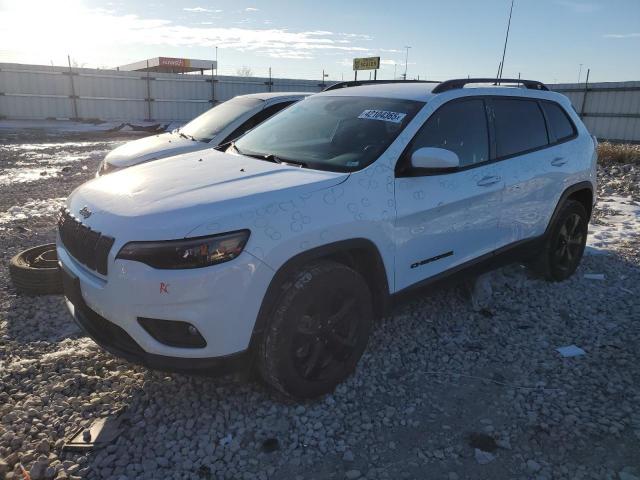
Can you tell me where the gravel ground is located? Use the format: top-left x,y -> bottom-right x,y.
1,131 -> 639,480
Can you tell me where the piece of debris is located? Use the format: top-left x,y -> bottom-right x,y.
556,345 -> 586,358
468,273 -> 493,311
63,411 -> 127,451
261,438 -> 280,453
467,432 -> 498,453
583,273 -> 605,280
219,434 -> 232,447
474,448 -> 496,465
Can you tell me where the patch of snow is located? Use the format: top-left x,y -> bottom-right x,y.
2,339 -> 95,371
0,197 -> 66,225
0,167 -> 60,186
587,195 -> 640,254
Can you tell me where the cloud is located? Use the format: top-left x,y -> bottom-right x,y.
245,7 -> 259,12
0,1 -> 375,63
556,1 -> 601,13
603,32 -> 640,38
183,7 -> 221,13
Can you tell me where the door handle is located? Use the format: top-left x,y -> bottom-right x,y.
551,157 -> 567,167
476,175 -> 502,187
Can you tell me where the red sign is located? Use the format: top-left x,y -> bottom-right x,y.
159,57 -> 190,68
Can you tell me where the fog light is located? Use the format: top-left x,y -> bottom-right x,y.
138,318 -> 206,348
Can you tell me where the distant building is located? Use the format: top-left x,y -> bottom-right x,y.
118,57 -> 217,74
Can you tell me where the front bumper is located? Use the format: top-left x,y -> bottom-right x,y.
57,241 -> 274,363
63,293 -> 250,375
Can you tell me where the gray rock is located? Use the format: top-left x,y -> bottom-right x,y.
30,460 -> 48,480
345,470 -> 361,479
474,449 -> 495,465
527,460 -> 542,473
342,451 -> 354,462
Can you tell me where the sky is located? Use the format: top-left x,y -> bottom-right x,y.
0,0 -> 639,83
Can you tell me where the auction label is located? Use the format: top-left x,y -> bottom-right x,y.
358,110 -> 406,123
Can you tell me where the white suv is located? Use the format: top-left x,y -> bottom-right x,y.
57,78 -> 596,399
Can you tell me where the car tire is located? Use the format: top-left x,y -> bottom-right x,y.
530,200 -> 588,282
9,244 -> 63,295
257,261 -> 373,399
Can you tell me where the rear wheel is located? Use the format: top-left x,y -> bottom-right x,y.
530,200 -> 588,281
257,261 -> 373,399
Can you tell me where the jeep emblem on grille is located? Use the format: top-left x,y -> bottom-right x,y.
79,206 -> 92,219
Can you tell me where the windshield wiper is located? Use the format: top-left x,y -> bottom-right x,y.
229,144 -> 308,168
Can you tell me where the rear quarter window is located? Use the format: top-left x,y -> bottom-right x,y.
541,101 -> 576,142
492,98 -> 549,158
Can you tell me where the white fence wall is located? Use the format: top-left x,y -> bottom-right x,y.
550,81 -> 640,143
1,63 -> 638,142
0,62 -> 327,122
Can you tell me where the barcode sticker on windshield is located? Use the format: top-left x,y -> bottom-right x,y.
358,110 -> 407,123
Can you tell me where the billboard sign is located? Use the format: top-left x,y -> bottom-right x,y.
353,56 -> 380,71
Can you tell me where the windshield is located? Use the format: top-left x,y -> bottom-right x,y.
233,96 -> 424,172
181,97 -> 264,142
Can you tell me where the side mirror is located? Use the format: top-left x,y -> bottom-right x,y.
410,147 -> 460,170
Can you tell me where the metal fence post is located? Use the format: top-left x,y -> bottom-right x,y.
265,67 -> 273,92
580,68 -> 590,119
210,63 -> 216,105
145,60 -> 152,121
67,55 -> 79,120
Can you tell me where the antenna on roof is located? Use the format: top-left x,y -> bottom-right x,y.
497,0 -> 515,82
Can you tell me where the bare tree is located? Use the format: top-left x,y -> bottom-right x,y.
236,66 -> 253,77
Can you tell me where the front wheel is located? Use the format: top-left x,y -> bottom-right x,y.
257,261 -> 373,399
530,200 -> 588,282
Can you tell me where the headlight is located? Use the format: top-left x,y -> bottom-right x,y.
116,230 -> 250,269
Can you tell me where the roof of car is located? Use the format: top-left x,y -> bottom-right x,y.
238,92 -> 312,100
316,81 -> 565,103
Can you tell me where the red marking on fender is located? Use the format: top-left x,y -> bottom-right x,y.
160,282 -> 169,294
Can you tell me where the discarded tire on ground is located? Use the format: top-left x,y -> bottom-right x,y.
9,243 -> 63,295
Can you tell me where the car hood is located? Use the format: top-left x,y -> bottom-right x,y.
67,149 -> 348,240
104,132 -> 209,168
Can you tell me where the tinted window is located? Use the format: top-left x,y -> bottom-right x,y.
410,99 -> 489,167
493,99 -> 548,157
181,97 -> 264,141
541,102 -> 576,141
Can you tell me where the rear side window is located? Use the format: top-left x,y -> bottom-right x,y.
492,99 -> 548,158
410,99 -> 489,167
541,101 -> 576,141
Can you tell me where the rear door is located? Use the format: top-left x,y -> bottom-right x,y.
493,97 -> 572,244
394,98 -> 504,291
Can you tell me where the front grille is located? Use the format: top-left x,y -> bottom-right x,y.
57,209 -> 115,275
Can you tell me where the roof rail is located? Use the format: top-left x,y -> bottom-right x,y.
431,78 -> 549,94
323,79 -> 439,92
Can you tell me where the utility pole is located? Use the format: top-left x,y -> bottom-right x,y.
578,63 -> 583,83
498,0 -> 515,81
403,46 -> 411,80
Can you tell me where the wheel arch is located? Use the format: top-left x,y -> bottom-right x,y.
545,181 -> 594,238
251,238 -> 391,339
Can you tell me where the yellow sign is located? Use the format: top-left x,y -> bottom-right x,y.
353,57 -> 380,71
